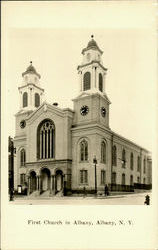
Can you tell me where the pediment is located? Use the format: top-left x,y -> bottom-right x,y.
26,102 -> 64,123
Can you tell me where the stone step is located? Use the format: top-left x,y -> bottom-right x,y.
40,190 -> 51,197
29,190 -> 39,197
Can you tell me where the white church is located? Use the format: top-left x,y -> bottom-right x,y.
13,36 -> 152,196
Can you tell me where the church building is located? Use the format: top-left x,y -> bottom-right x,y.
13,36 -> 152,196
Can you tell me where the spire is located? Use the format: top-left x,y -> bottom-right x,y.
22,61 -> 41,79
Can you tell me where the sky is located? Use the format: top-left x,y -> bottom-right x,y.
2,1 -> 157,152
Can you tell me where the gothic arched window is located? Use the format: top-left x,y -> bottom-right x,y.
101,141 -> 106,163
20,149 -> 26,166
23,92 -> 28,107
130,153 -> 134,170
122,149 -> 126,168
80,140 -> 88,161
122,173 -> 125,185
37,120 -> 55,159
35,93 -> 40,107
83,72 -> 91,91
99,73 -> 103,92
112,145 -> 117,166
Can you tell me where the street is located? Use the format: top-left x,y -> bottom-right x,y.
9,192 -> 152,205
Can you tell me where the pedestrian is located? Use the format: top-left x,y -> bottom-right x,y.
104,185 -> 108,196
10,188 -> 14,201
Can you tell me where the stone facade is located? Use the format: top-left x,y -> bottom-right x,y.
13,37 -> 152,196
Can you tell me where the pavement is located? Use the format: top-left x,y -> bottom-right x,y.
9,191 -> 152,205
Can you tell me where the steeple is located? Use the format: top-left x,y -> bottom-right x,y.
77,36 -> 107,95
18,62 -> 44,111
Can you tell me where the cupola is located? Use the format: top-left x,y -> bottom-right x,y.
77,35 -> 107,95
18,62 -> 44,111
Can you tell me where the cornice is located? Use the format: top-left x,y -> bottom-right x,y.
72,92 -> 111,104
111,130 -> 150,153
26,159 -> 72,165
77,61 -> 107,71
18,83 -> 44,92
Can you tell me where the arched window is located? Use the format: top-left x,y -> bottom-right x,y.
143,158 -> 146,173
99,73 -> 103,92
112,145 -> 117,166
130,175 -> 133,186
137,156 -> 140,172
37,120 -> 55,159
101,141 -> 106,163
35,93 -> 40,107
130,153 -> 134,170
122,173 -> 125,185
23,92 -> 28,107
80,140 -> 88,161
20,149 -> 26,166
83,72 -> 91,91
122,149 -> 126,168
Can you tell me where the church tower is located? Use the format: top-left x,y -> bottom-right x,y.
73,36 -> 111,129
18,62 -> 44,111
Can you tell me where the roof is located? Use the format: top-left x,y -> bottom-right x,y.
82,35 -> 103,55
22,61 -> 41,79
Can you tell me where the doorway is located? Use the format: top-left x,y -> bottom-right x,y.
41,168 -> 51,192
30,171 -> 37,194
55,170 -> 63,193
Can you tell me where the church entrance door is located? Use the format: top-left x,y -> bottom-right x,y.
55,170 -> 63,193
41,168 -> 51,192
30,171 -> 37,194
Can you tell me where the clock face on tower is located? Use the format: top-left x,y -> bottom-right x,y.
80,105 -> 89,116
20,120 -> 26,128
101,107 -> 106,117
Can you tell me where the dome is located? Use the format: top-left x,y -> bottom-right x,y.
22,62 -> 41,78
87,38 -> 98,48
82,35 -> 103,55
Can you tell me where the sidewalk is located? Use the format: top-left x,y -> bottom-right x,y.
10,190 -> 151,201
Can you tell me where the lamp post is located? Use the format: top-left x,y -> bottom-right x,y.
93,156 -> 97,195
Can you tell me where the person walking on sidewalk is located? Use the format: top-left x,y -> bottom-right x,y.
104,185 -> 109,196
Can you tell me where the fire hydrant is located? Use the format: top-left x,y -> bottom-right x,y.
144,194 -> 150,205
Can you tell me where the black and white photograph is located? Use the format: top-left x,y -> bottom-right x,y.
1,1 -> 158,249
